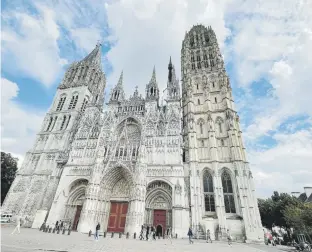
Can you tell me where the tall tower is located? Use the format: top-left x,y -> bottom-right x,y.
2,44 -> 106,227
181,25 -> 263,242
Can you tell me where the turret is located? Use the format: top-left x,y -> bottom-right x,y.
145,67 -> 159,102
166,57 -> 180,102
109,71 -> 125,103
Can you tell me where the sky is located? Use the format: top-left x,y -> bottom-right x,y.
1,0 -> 312,198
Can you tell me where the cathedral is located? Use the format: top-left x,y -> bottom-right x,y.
2,24 -> 263,242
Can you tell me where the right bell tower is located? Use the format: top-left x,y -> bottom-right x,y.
181,24 -> 263,242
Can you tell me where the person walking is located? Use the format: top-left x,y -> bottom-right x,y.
226,229 -> 232,246
94,223 -> 100,240
206,229 -> 212,243
11,213 -> 21,235
187,227 -> 194,244
146,225 -> 150,241
167,227 -> 172,244
139,225 -> 144,240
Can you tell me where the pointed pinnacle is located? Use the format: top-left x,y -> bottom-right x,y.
117,70 -> 123,87
150,66 -> 156,83
82,43 -> 102,65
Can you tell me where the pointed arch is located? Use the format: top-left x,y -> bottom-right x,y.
221,169 -> 236,213
202,169 -> 215,212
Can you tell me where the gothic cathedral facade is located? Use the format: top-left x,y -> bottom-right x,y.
2,25 -> 263,242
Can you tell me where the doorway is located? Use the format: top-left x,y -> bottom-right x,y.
73,205 -> 82,231
107,202 -> 128,233
153,210 -> 166,236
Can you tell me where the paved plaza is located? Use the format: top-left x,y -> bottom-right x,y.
1,225 -> 293,252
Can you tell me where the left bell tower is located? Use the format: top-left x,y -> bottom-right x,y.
1,43 -> 106,228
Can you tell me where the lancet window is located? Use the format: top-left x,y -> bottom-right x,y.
68,94 -> 79,109
222,171 -> 236,213
203,170 -> 215,212
60,115 -> 67,130
56,96 -> 66,111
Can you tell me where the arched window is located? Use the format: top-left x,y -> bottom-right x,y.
198,99 -> 200,105
212,82 -> 215,88
65,115 -> 71,130
56,96 -> 66,111
222,171 -> 236,213
219,122 -> 222,133
203,171 -> 215,212
60,115 -> 67,130
200,123 -> 203,134
81,97 -> 89,112
68,94 -> 79,109
214,97 -> 217,103
221,139 -> 224,146
50,116 -> 58,131
46,117 -> 53,131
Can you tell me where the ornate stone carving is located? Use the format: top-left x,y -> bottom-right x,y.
111,178 -> 130,198
175,180 -> 182,195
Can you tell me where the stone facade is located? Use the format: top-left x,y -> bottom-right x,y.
2,25 -> 263,242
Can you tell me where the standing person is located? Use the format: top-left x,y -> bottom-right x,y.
206,229 -> 212,243
139,225 -> 144,240
11,213 -> 21,235
187,227 -> 194,244
146,225 -> 150,241
167,227 -> 172,244
226,229 -> 232,246
153,226 -> 156,240
55,221 -> 59,231
60,221 -> 64,231
94,223 -> 100,240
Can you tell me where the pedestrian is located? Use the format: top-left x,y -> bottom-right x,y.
226,229 -> 232,246
187,227 -> 194,244
11,213 -> 21,235
60,221 -> 64,231
139,225 -> 144,240
146,225 -> 150,241
167,227 -> 172,244
206,229 -> 212,243
55,220 -> 59,231
94,222 -> 100,240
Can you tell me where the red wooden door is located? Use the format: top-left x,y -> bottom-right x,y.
107,202 -> 128,233
153,210 -> 166,236
73,205 -> 82,231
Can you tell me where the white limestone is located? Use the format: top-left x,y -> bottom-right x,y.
2,25 -> 263,242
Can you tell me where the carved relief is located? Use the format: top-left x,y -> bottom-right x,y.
175,180 -> 182,195
111,178 -> 130,198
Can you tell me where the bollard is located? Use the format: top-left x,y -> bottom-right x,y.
119,233 -> 122,238
134,232 -> 136,239
175,233 -> 178,239
88,230 -> 92,237
49,228 -> 52,233
104,231 -> 106,238
62,228 -> 66,235
111,232 -> 114,238
68,229 -> 71,235
126,232 -> 129,239
53,228 -> 56,233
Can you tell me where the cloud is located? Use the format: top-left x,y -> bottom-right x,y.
1,4 -> 68,87
249,129 -> 312,198
1,78 -> 45,167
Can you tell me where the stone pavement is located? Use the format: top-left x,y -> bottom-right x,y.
1,226 -> 293,252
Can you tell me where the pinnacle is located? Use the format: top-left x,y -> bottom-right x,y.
82,43 -> 102,66
117,71 -> 123,87
150,66 -> 157,84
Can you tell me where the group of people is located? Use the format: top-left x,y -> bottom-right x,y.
187,227 -> 232,245
139,225 -> 172,242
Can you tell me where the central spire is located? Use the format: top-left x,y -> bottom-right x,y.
81,43 -> 102,66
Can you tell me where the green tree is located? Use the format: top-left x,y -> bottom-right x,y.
1,152 -> 18,204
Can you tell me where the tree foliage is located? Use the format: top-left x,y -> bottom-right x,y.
1,152 -> 18,204
258,190 -> 312,238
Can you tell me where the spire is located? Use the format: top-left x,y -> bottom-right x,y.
150,66 -> 157,84
168,56 -> 173,82
117,71 -> 123,87
82,43 -> 102,66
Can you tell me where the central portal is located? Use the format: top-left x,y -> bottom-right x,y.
107,202 -> 128,233
153,210 -> 166,236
